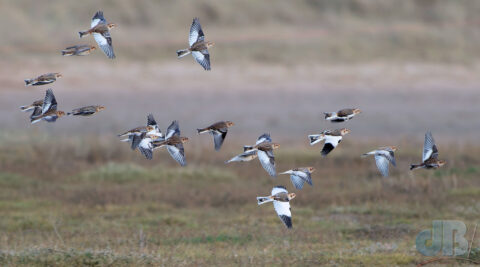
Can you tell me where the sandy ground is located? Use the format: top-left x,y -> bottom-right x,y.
1,59 -> 480,144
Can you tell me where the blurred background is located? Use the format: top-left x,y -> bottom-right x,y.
0,1 -> 479,265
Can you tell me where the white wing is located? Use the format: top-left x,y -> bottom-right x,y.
423,131 -> 435,162
271,186 -> 287,196
273,201 -> 292,228
374,154 -> 390,177
189,18 -> 204,47
91,11 -> 106,28
256,133 -> 272,145
321,135 -> 342,156
93,33 -> 115,59
167,144 -> 186,166
192,51 -> 210,71
257,150 -> 276,177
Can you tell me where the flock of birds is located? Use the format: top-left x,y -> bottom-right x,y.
18,11 -> 446,229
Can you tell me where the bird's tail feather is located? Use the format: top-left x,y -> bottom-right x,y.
410,164 -> 422,170
257,196 -> 273,205
197,128 -> 208,134
24,79 -> 33,86
243,146 -> 254,152
324,112 -> 335,119
78,31 -> 87,38
19,105 -> 30,111
176,49 -> 190,58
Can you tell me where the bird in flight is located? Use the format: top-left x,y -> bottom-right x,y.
257,186 -> 296,229
197,121 -> 234,151
79,11 -> 116,59
30,89 -> 65,124
279,167 -> 315,190
151,121 -> 189,166
308,128 -> 350,156
67,105 -> 105,117
177,18 -> 214,70
324,108 -> 361,123
362,146 -> 397,177
20,99 -> 43,112
25,73 -> 62,86
118,114 -> 163,150
410,131 -> 446,170
61,45 -> 96,56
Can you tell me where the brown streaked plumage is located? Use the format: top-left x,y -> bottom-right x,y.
324,108 -> 361,123
24,73 -> 62,86
197,121 -> 234,151
61,45 -> 96,56
79,11 -> 116,59
410,132 -> 446,170
67,105 -> 105,116
176,17 -> 214,70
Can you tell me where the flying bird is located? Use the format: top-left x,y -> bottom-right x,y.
79,11 -> 116,59
30,89 -> 65,124
118,114 -> 163,150
136,133 -> 161,160
324,108 -> 361,123
152,121 -> 189,166
67,105 -> 105,116
410,131 -> 446,170
308,128 -> 350,156
25,73 -> 62,86
225,149 -> 258,163
229,134 -> 279,177
362,146 -> 397,177
176,18 -> 214,70
61,45 -> 96,56
20,99 -> 43,112
257,186 -> 296,229
197,121 -> 234,151
279,167 -> 315,190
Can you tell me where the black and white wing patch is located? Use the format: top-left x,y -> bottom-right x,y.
192,50 -> 210,71
189,17 -> 204,47
258,150 -> 276,177
131,133 -> 144,150
42,89 -> 57,114
212,130 -> 227,151
374,154 -> 390,177
273,199 -> 292,229
321,135 -> 342,156
166,120 -> 180,139
138,137 -> 153,160
91,11 -> 106,28
94,32 -> 115,59
167,144 -> 186,166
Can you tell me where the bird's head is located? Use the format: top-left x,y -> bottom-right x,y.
225,121 -> 235,127
96,106 -> 106,112
288,193 -> 296,200
90,46 -> 97,51
206,41 -> 215,48
438,160 -> 447,167
55,73 -> 63,78
57,111 -> 66,117
271,143 -> 280,150
389,146 -> 398,151
353,108 -> 362,115
107,23 -> 117,29
308,167 -> 316,173
146,126 -> 155,132
340,128 -> 351,135
181,137 -> 189,143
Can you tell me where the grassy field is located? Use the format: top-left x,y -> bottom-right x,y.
0,134 -> 479,266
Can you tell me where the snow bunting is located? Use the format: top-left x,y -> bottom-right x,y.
61,45 -> 96,56
177,18 -> 214,70
67,105 -> 105,116
279,167 -> 315,190
362,146 -> 397,177
410,131 -> 446,170
152,121 -> 188,166
225,149 -> 258,163
308,128 -> 350,156
197,121 -> 234,151
257,186 -> 296,229
25,73 -> 62,86
79,11 -> 116,59
238,133 -> 279,177
118,114 -> 163,150
324,108 -> 361,123
20,99 -> 43,112
30,89 -> 65,124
